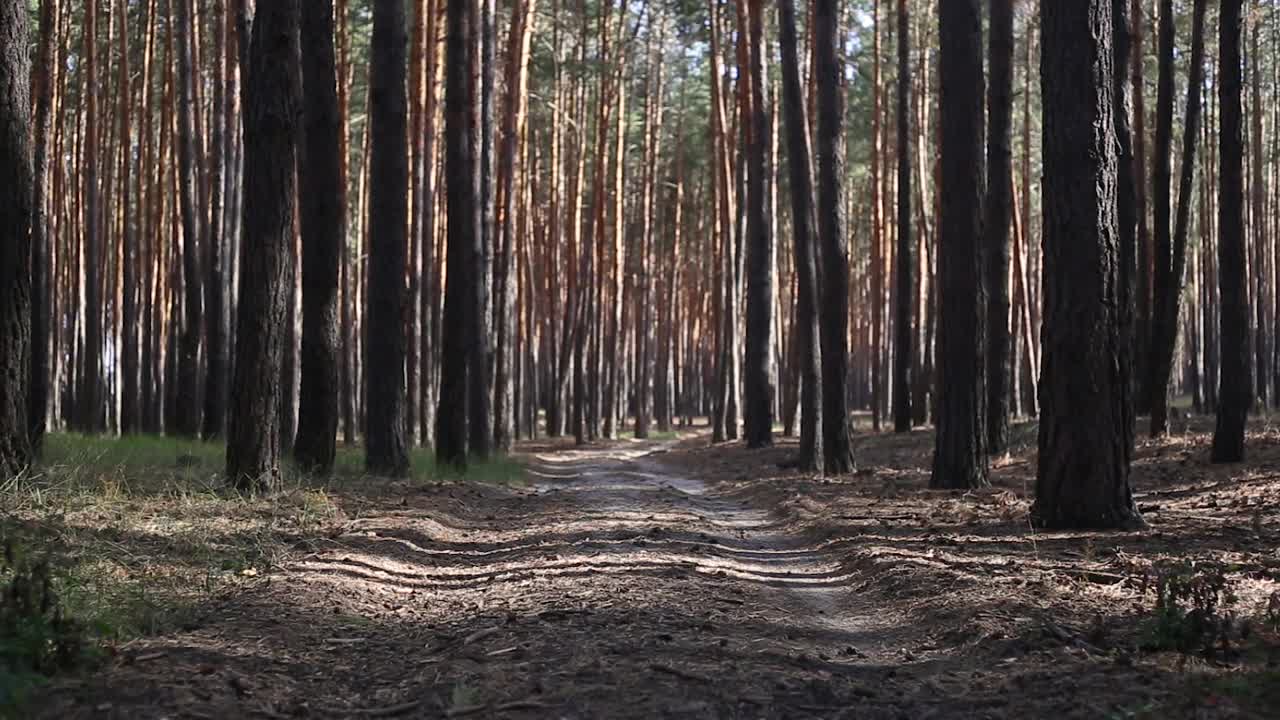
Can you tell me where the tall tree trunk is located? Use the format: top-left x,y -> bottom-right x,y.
173,0 -> 204,438
1150,0 -> 1207,436
202,0 -> 229,440
1035,0 -> 1143,530
1213,0 -> 1249,463
365,0 -> 412,477
80,0 -> 103,432
932,0 -> 987,490
1133,0 -> 1151,415
1250,18 -> 1269,410
437,0 -> 478,467
778,0 -> 823,471
743,0 -> 775,448
0,0 -> 33,476
28,0 -> 58,450
294,0 -> 345,474
984,0 -> 1013,453
1114,0 -> 1138,455
493,0 -> 537,452
470,0 -> 495,458
815,0 -> 854,473
226,0 -> 301,490
892,0 -> 913,434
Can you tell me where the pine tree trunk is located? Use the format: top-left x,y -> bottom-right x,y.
1213,0 -> 1249,463
1035,0 -> 1143,530
0,0 -> 34,477
365,0 -> 412,477
28,0 -> 58,450
892,0 -> 913,434
815,0 -> 854,473
743,0 -> 775,448
294,0 -> 344,475
173,0 -> 204,438
226,0 -> 301,491
202,0 -> 229,441
437,0 -> 478,467
1113,0 -> 1138,455
984,0 -> 1013,453
778,0 -> 823,471
1150,0 -> 1207,436
932,0 -> 987,489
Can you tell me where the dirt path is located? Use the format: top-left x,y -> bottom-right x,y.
36,432 -> 1272,718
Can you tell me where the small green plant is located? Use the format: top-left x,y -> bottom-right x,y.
1139,560 -> 1240,656
0,540 -> 98,712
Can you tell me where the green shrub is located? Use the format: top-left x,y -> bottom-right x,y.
0,540 -> 97,711
1139,560 -> 1240,656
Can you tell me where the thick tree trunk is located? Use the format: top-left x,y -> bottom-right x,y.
815,0 -> 854,473
365,0 -> 412,477
173,0 -> 204,438
0,0 -> 33,477
470,0 -> 495,458
932,0 -> 987,489
437,0 -> 478,468
1114,0 -> 1138,455
1213,0 -> 1249,463
294,0 -> 345,475
743,0 -> 775,449
226,0 -> 301,491
778,0 -> 822,472
984,0 -> 1013,453
1035,0 -> 1143,530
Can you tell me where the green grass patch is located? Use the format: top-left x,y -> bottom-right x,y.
0,433 -> 527,715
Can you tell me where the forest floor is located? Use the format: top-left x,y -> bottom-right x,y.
12,418 -> 1280,719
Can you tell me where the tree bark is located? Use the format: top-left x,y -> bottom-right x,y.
1149,0 -> 1207,436
173,0 -> 204,438
1113,0 -> 1138,455
932,0 -> 987,489
815,0 -> 854,473
984,0 -> 1013,453
294,0 -> 345,475
28,0 -> 58,450
0,0 -> 33,477
437,0 -> 478,468
226,0 -> 301,491
778,0 -> 822,472
892,0 -> 913,434
1035,0 -> 1143,530
1213,0 -> 1249,463
364,0 -> 412,477
743,0 -> 775,449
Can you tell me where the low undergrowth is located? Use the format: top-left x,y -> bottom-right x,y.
0,433 -> 526,715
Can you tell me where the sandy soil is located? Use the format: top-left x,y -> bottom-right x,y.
34,420 -> 1280,719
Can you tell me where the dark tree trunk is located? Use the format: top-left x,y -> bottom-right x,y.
471,0 -> 495,459
294,0 -> 345,475
364,0 -> 412,477
437,0 -> 478,468
1212,0 -> 1249,463
202,0 -> 229,441
28,0 -> 57,450
892,0 -> 913,435
778,0 -> 822,472
815,0 -> 854,474
226,0 -> 301,491
1149,0 -> 1207,436
932,0 -> 987,490
1133,0 -> 1151,416
1113,0 -> 1138,455
984,0 -> 1013,453
0,0 -> 33,477
1035,0 -> 1143,530
174,0 -> 204,438
743,0 -> 775,449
